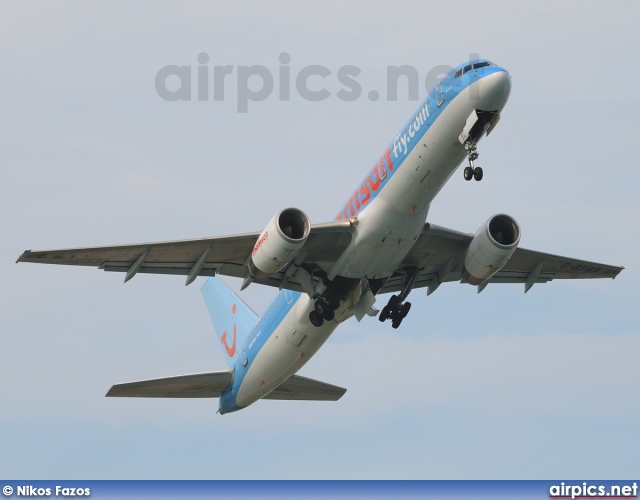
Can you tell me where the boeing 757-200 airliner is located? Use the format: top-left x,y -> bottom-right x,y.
17,59 -> 623,414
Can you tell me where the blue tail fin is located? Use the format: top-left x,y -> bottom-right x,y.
201,277 -> 258,369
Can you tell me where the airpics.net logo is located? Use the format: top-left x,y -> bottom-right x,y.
155,52 -> 481,112
549,481 -> 638,499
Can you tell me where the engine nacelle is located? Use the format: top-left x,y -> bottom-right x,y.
249,208 -> 311,279
463,214 -> 521,285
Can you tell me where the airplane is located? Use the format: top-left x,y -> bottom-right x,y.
17,59 -> 623,414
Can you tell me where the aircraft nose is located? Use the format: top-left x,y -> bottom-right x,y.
477,70 -> 511,110
480,70 -> 511,98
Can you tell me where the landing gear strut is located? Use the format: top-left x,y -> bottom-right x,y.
463,142 -> 483,181
378,268 -> 418,329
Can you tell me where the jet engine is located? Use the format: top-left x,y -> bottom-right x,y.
463,214 -> 520,285
248,208 -> 311,279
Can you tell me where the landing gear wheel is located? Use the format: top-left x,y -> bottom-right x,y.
388,295 -> 400,308
400,301 -> 412,318
309,310 -> 324,327
464,166 -> 474,181
473,167 -> 483,181
380,295 -> 412,328
322,308 -> 335,321
327,297 -> 340,310
314,298 -> 329,317
379,306 -> 391,322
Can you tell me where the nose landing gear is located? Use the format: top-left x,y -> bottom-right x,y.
463,142 -> 483,181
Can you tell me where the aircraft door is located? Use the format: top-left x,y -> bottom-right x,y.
240,347 -> 248,367
436,81 -> 444,107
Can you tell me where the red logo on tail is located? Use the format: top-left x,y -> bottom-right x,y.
220,304 -> 237,357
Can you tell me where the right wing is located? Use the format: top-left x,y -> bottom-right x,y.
16,221 -> 355,291
377,223 -> 623,295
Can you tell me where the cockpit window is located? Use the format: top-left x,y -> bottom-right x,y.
454,61 -> 497,78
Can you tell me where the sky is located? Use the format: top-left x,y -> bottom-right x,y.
1,1 -> 638,479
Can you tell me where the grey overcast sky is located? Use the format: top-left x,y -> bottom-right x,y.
1,1 -> 638,479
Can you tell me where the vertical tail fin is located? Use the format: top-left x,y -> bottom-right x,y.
201,277 -> 258,369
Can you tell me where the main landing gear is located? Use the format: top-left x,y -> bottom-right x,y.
463,142 -> 483,181
309,296 -> 340,328
378,295 -> 411,329
378,269 -> 418,329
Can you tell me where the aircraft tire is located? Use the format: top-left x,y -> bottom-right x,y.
464,166 -> 474,181
322,308 -> 335,321
327,297 -> 340,310
379,306 -> 390,322
314,298 -> 329,317
309,310 -> 324,327
474,167 -> 483,181
400,302 -> 412,318
388,295 -> 400,308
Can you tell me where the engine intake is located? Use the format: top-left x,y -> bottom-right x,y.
463,214 -> 520,285
249,208 -> 311,279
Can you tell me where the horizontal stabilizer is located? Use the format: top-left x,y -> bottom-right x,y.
263,374 -> 346,401
106,370 -> 232,398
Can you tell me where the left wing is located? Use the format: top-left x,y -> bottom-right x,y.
16,221 -> 354,291
379,223 -> 623,295
106,371 -> 232,398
